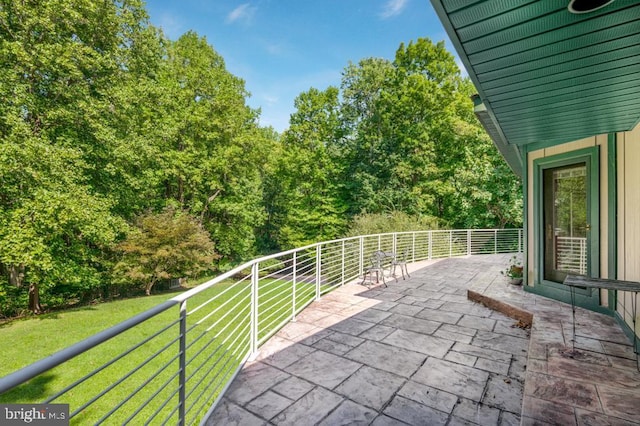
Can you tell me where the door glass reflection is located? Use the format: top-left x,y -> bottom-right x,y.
543,164 -> 587,282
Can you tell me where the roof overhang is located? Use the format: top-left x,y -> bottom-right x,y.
430,1 -> 640,177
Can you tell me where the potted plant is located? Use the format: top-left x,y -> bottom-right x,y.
502,255 -> 523,285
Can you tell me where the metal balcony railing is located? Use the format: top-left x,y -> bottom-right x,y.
556,236 -> 587,275
0,228 -> 523,425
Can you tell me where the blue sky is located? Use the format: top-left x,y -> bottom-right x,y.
146,0 -> 458,132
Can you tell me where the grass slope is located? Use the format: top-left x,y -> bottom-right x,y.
0,276 -> 322,424
0,294 -> 174,375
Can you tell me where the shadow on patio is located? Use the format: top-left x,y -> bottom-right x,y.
207,254 -> 639,425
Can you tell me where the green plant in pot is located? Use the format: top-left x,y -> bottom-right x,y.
502,255 -> 523,285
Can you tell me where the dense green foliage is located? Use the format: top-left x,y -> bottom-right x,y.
0,1 -> 521,316
336,40 -> 522,226
345,212 -> 440,237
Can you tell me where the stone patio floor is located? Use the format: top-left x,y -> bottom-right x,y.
207,254 -> 640,425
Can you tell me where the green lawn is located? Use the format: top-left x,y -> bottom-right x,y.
0,276 -> 322,424
0,293 -> 176,375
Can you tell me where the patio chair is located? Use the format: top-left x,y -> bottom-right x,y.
391,249 -> 410,282
361,252 -> 387,288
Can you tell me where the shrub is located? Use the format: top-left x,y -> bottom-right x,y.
345,211 -> 440,237
113,208 -> 217,295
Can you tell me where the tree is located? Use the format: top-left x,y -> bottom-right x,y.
339,58 -> 396,214
450,128 -> 523,229
266,87 -> 347,248
114,208 -> 216,295
0,0 -> 148,313
0,1 -> 522,317
337,38 -> 522,228
151,31 -> 271,263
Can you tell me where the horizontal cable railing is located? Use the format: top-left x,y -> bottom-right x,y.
556,236 -> 587,275
0,228 -> 522,425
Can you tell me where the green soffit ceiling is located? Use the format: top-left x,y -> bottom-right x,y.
430,0 -> 640,177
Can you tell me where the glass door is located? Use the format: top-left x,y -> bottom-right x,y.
543,163 -> 588,283
534,147 -> 600,310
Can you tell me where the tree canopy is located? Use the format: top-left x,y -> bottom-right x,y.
335,39 -> 521,226
0,1 -> 521,316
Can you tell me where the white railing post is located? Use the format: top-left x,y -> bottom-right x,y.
518,229 -> 522,253
315,245 -> 322,301
392,233 -> 397,254
494,229 -> 498,253
449,230 -> 453,258
580,239 -> 586,275
178,300 -> 187,426
412,232 -> 416,262
428,231 -> 432,260
340,240 -> 345,286
250,262 -> 259,359
292,253 -> 297,321
359,236 -> 364,276
467,230 -> 472,256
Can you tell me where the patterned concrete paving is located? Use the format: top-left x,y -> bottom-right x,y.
468,260 -> 640,425
208,254 -> 640,425
208,255 -> 530,425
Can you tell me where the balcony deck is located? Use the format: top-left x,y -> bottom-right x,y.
207,254 -> 640,425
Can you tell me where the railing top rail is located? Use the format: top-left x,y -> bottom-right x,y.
319,228 -> 520,241
0,300 -> 178,394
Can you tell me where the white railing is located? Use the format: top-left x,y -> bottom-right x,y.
0,228 -> 522,425
556,236 -> 587,275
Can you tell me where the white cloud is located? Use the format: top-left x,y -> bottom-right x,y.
157,13 -> 185,40
379,0 -> 409,19
226,3 -> 257,25
263,41 -> 286,56
257,110 -> 289,132
262,94 -> 279,106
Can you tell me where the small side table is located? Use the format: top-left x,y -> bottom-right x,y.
564,274 -> 640,369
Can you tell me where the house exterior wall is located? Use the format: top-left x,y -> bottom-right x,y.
617,124 -> 640,338
526,123 -> 640,339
